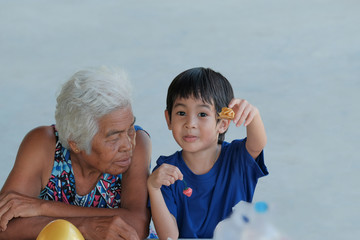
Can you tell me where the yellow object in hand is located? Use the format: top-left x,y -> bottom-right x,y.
218,107 -> 235,120
36,219 -> 85,240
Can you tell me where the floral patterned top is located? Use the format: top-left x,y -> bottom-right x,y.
39,125 -> 145,208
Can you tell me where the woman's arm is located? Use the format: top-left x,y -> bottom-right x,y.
0,215 -> 140,240
0,216 -> 57,240
119,129 -> 152,239
0,126 -> 55,231
0,126 -> 54,196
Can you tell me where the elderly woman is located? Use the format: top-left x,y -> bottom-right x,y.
0,67 -> 151,240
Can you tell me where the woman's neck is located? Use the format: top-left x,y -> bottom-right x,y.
70,152 -> 102,195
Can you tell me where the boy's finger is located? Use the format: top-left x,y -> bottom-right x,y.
236,110 -> 248,127
244,110 -> 255,127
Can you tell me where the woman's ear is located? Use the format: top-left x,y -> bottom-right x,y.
68,141 -> 80,153
164,110 -> 172,130
218,119 -> 231,134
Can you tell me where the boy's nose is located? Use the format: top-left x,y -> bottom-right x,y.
185,115 -> 197,128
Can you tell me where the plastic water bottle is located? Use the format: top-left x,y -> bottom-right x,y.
213,201 -> 252,239
214,201 -> 289,240
240,201 -> 284,240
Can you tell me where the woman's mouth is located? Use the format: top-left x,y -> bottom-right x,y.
114,157 -> 131,167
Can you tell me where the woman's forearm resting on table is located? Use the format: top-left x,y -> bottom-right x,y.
42,201 -> 150,239
0,197 -> 149,239
0,213 -> 147,240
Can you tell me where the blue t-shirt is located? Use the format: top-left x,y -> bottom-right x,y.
152,138 -> 268,238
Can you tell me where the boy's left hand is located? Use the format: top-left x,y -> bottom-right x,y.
228,98 -> 259,127
147,164 -> 183,190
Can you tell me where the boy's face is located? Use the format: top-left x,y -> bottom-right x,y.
165,97 -> 229,153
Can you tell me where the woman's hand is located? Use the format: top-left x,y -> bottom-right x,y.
80,216 -> 139,240
228,98 -> 259,127
147,163 -> 183,190
0,191 -> 44,231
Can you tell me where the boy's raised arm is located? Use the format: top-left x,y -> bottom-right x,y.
228,98 -> 267,159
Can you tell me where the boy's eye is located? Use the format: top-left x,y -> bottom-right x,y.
198,112 -> 207,117
176,111 -> 186,116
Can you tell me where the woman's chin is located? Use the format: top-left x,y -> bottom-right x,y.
110,159 -> 132,174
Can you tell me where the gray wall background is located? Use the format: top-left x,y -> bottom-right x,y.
1,1 -> 359,239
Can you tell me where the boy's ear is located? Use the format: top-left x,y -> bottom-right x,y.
218,119 -> 231,134
68,141 -> 81,153
164,110 -> 172,130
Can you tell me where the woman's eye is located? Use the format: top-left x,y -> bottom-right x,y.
176,111 -> 185,116
109,138 -> 119,143
199,112 -> 207,117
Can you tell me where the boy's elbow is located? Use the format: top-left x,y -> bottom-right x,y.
262,135 -> 267,149
246,139 -> 266,159
258,130 -> 267,151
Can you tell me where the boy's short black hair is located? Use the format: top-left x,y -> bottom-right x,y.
166,67 -> 234,143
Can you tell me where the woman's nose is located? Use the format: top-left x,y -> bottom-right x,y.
118,134 -> 133,152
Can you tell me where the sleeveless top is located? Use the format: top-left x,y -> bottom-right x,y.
39,125 -> 145,208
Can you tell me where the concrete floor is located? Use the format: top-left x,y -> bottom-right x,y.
1,1 -> 359,239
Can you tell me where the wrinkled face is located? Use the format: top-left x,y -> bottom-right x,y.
165,97 -> 227,153
86,106 -> 136,175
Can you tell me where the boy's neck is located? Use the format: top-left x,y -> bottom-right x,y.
182,144 -> 221,175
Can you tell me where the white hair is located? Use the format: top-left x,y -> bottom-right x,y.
55,66 -> 133,154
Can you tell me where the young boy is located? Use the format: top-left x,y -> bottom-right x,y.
147,67 -> 268,239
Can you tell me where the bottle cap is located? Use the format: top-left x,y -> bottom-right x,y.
254,201 -> 268,213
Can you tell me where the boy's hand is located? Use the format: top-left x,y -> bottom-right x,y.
228,98 -> 259,127
147,164 -> 183,190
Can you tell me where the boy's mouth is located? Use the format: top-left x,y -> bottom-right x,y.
183,135 -> 198,142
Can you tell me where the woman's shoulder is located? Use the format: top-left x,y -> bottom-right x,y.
21,125 -> 56,157
134,125 -> 150,137
19,125 -> 55,160
25,126 -> 55,142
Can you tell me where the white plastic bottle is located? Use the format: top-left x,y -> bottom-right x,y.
240,201 -> 284,240
214,201 -> 289,240
213,201 -> 252,239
